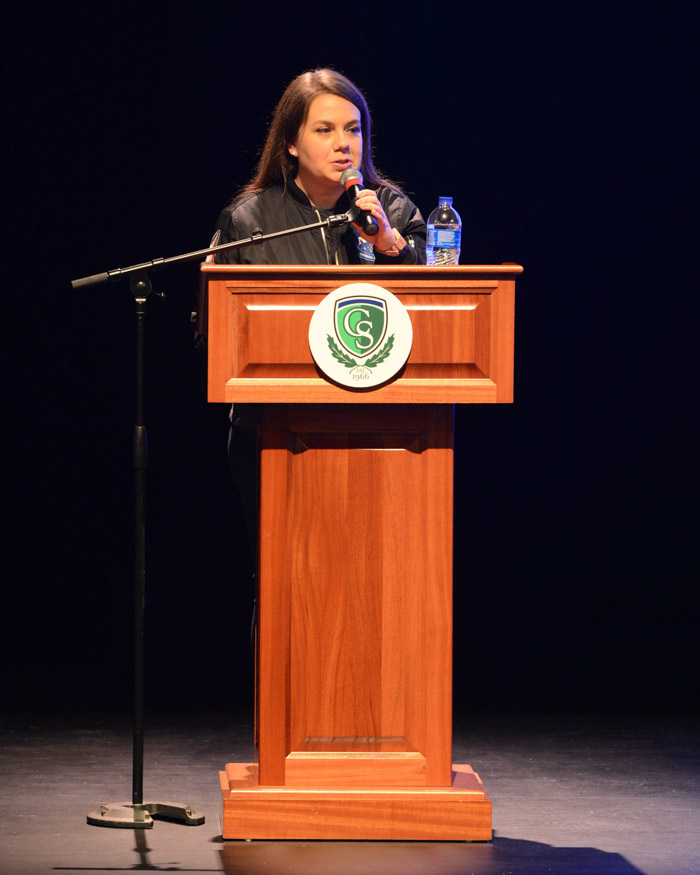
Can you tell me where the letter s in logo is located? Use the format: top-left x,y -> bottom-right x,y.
343,307 -> 373,350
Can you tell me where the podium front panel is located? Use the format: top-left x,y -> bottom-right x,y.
204,264 -> 520,404
256,404 -> 454,788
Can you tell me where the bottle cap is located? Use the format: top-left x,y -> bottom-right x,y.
438,196 -> 453,204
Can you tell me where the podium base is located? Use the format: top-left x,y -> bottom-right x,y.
220,763 -> 491,841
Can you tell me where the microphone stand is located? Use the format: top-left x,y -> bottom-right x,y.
77,211 -> 352,829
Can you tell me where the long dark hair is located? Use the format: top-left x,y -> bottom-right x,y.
239,69 -> 399,196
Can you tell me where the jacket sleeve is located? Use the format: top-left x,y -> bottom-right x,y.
213,207 -> 243,264
375,190 -> 427,265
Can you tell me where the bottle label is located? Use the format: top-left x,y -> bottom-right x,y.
427,228 -> 461,248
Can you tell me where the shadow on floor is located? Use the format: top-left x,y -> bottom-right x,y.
218,834 -> 644,874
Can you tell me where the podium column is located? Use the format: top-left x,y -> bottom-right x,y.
220,403 -> 491,840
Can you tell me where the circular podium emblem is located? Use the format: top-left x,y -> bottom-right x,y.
309,283 -> 413,389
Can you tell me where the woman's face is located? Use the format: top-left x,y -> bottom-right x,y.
289,94 -> 363,203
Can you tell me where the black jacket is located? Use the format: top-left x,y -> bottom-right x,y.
214,179 -> 426,265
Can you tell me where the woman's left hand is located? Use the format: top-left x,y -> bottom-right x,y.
352,189 -> 395,249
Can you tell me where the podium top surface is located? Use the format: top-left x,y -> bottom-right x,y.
201,263 -> 523,278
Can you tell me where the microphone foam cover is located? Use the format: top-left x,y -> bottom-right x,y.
340,167 -> 363,188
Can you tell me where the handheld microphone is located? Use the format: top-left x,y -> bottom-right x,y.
340,167 -> 380,236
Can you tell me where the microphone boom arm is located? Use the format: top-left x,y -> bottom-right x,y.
71,211 -> 353,290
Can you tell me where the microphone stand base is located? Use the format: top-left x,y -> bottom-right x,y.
86,801 -> 205,829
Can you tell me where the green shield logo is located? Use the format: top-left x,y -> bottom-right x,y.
334,296 -> 387,358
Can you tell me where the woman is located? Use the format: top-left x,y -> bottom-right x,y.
216,69 -> 425,569
214,68 -> 426,265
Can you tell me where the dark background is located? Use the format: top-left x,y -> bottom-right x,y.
3,1 -> 697,719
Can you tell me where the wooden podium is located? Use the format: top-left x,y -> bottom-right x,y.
204,264 -> 521,840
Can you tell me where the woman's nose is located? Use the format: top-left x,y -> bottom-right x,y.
333,131 -> 350,151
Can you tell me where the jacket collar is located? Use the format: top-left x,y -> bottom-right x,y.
287,177 -> 349,214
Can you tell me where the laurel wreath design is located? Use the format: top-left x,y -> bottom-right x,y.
364,334 -> 394,367
326,334 -> 395,369
327,335 -> 358,367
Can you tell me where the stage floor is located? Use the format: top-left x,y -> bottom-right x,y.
1,708 -> 697,874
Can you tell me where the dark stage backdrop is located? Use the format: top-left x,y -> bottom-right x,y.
3,2 -> 697,717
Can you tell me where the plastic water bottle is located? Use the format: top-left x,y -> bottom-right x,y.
426,196 -> 461,265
